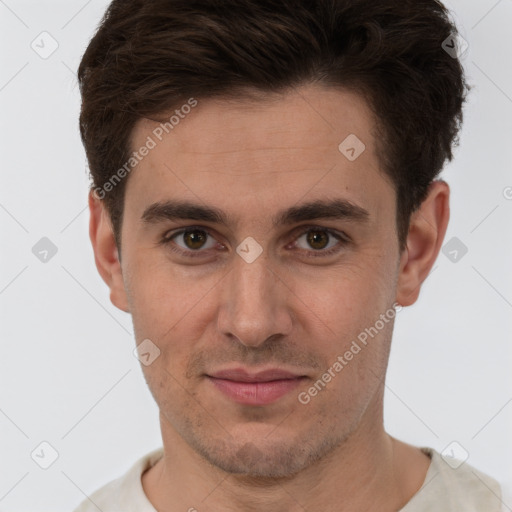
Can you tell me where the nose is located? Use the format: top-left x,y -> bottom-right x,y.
217,250 -> 293,348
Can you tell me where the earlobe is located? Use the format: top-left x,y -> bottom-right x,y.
88,191 -> 130,313
395,180 -> 450,307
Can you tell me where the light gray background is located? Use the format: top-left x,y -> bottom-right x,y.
0,0 -> 511,510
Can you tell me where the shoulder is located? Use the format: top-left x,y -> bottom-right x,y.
401,447 -> 503,512
71,448 -> 164,512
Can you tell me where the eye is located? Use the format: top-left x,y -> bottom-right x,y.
162,227 -> 220,257
161,226 -> 348,260
291,227 -> 348,257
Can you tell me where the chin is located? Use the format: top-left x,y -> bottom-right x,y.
187,431 -> 343,479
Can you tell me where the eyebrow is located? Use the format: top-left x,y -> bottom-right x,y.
141,198 -> 370,227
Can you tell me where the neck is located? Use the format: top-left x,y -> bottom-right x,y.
142,397 -> 430,512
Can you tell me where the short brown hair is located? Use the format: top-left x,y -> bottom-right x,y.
78,0 -> 468,251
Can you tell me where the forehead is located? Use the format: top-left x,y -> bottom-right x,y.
125,85 -> 394,226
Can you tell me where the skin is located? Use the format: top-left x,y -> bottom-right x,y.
90,85 -> 449,511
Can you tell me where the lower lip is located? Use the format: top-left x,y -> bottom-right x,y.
208,377 -> 305,406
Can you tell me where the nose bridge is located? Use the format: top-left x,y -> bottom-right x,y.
233,251 -> 273,304
217,251 -> 292,347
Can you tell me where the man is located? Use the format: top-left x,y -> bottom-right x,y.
74,0 -> 503,510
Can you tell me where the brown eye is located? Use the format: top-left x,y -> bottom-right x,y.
182,229 -> 209,250
293,227 -> 347,257
163,227 -> 218,254
306,230 -> 330,250
162,225 -> 347,261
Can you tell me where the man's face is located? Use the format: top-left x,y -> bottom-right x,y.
119,85 -> 402,477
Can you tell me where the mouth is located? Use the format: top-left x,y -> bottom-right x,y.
206,367 -> 308,406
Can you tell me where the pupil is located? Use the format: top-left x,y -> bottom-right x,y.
185,230 -> 206,249
308,230 -> 328,250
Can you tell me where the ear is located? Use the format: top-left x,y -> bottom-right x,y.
395,180 -> 450,307
88,191 -> 130,313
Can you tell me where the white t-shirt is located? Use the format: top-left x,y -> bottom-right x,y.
73,446 -> 504,512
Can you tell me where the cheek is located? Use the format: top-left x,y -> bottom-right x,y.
124,260 -> 222,390
287,257 -> 397,400
125,253 -> 210,329
292,255 -> 396,334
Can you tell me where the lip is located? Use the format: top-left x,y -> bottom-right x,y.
209,368 -> 304,382
207,367 -> 307,406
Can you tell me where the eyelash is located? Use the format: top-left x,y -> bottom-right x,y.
160,225 -> 350,259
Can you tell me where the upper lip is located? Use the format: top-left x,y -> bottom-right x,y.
208,368 -> 305,383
